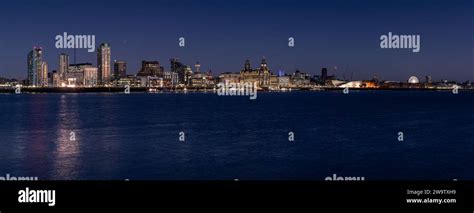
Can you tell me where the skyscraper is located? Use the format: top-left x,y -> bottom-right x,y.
41,62 -> 48,87
113,60 -> 127,80
170,58 -> 186,84
27,47 -> 43,86
59,53 -> 69,84
321,68 -> 328,80
97,43 -> 111,85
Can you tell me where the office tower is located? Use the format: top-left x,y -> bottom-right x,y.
27,47 -> 43,86
137,61 -> 162,77
170,58 -> 186,84
113,60 -> 127,79
97,43 -> 111,85
41,62 -> 48,86
321,68 -> 328,80
59,53 -> 69,84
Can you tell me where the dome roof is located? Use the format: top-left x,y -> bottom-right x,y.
408,76 -> 419,84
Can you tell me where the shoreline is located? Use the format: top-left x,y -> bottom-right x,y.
0,87 -> 472,93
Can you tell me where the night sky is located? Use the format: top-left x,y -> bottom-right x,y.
0,0 -> 472,81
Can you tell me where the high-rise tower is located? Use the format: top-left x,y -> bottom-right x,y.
27,47 -> 43,86
97,43 -> 111,85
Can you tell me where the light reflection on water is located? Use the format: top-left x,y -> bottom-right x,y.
0,92 -> 472,180
53,94 -> 81,180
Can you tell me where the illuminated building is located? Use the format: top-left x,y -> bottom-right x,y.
67,63 -> 94,86
137,61 -> 163,77
408,76 -> 419,84
219,72 -> 240,84
338,81 -> 363,88
361,81 -> 378,88
52,70 -> 61,87
163,71 -> 179,86
59,53 -> 69,84
27,47 -> 43,86
97,43 -> 111,84
278,75 -> 290,87
184,66 -> 193,85
84,67 -> 98,86
239,57 -> 272,87
170,58 -> 186,84
190,70 -> 215,88
240,59 -> 260,84
41,62 -> 48,87
258,57 -> 271,86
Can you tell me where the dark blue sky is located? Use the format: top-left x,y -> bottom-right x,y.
0,0 -> 472,81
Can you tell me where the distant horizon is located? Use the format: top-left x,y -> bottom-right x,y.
0,0 -> 472,81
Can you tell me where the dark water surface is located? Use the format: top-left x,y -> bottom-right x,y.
0,91 -> 472,180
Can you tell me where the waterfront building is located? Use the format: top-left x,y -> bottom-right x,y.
240,59 -> 260,84
239,57 -> 272,87
66,63 -> 93,86
52,70 -> 61,87
258,57 -> 271,86
163,71 -> 179,86
59,53 -> 69,84
278,75 -> 290,87
290,69 -> 311,86
84,67 -> 98,86
97,43 -> 111,84
219,72 -> 240,84
117,76 -> 142,87
338,81 -> 363,88
408,76 -> 419,84
184,66 -> 193,85
137,60 -> 163,77
113,60 -> 127,80
315,67 -> 336,83
321,67 -> 328,79
190,70 -> 214,88
41,62 -> 48,87
27,47 -> 43,86
170,58 -> 186,84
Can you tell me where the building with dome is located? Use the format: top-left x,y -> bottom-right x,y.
408,76 -> 419,84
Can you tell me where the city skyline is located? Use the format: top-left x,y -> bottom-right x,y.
0,0 -> 472,81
